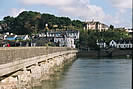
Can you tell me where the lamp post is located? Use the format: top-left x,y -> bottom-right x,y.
45,24 -> 48,39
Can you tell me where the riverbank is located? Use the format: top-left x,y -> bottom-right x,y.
78,49 -> 132,59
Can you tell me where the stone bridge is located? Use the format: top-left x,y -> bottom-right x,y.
0,47 -> 78,77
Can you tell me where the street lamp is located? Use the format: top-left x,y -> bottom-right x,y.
45,24 -> 48,27
45,23 -> 48,38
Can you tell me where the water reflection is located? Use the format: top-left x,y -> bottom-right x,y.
33,62 -> 74,89
34,58 -> 132,89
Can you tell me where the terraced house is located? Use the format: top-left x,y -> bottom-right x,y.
109,39 -> 133,49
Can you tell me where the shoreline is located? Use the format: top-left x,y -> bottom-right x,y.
77,49 -> 132,59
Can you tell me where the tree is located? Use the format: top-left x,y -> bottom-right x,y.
12,11 -> 41,34
2,16 -> 15,32
79,30 -> 89,48
109,25 -> 114,30
72,20 -> 84,29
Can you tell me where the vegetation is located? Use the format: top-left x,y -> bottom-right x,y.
0,11 -> 84,35
0,11 -> 131,49
79,29 -> 130,49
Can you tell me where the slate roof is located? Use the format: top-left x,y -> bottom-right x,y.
113,39 -> 133,44
16,35 -> 27,40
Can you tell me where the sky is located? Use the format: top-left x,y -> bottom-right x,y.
0,0 -> 132,28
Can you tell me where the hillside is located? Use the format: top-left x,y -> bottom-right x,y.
0,11 -> 84,35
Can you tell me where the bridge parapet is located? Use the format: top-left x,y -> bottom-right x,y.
0,47 -> 75,65
0,47 -> 78,77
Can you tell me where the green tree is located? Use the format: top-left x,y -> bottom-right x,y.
72,20 -> 84,29
109,25 -> 114,30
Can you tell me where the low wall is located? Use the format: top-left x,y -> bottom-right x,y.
0,47 -> 74,65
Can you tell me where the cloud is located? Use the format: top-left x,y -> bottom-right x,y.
21,0 -> 74,6
20,0 -> 131,28
109,0 -> 132,9
106,0 -> 132,28
9,8 -> 25,17
104,14 -> 121,25
59,5 -> 106,22
9,8 -> 26,17
0,8 -> 26,20
104,10 -> 132,28
20,0 -> 106,21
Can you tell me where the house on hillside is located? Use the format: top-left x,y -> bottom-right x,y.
85,20 -> 108,31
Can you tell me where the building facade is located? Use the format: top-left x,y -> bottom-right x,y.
85,20 -> 109,31
38,30 -> 79,40
54,36 -> 75,48
109,40 -> 132,49
38,30 -> 79,48
96,39 -> 132,49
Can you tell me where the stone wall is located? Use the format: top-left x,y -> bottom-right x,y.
0,47 -> 74,65
0,48 -> 77,89
0,47 -> 78,77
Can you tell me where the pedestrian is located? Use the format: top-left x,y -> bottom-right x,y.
7,43 -> 10,47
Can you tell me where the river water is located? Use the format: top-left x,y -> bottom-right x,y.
34,58 -> 132,89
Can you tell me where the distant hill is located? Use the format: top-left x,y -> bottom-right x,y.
0,11 -> 84,35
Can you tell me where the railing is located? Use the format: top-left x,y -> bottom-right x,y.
0,47 -> 75,65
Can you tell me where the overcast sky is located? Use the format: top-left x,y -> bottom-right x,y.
0,0 -> 132,28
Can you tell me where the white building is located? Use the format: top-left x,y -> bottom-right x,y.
65,37 -> 75,48
125,29 -> 133,33
39,30 -> 79,48
54,37 -> 65,47
96,40 -> 106,48
54,36 -> 75,48
65,30 -> 79,39
109,40 -> 132,49
97,39 -> 133,49
109,40 -> 117,47
3,33 -> 29,41
16,35 -> 29,40
85,20 -> 109,31
39,30 -> 80,40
